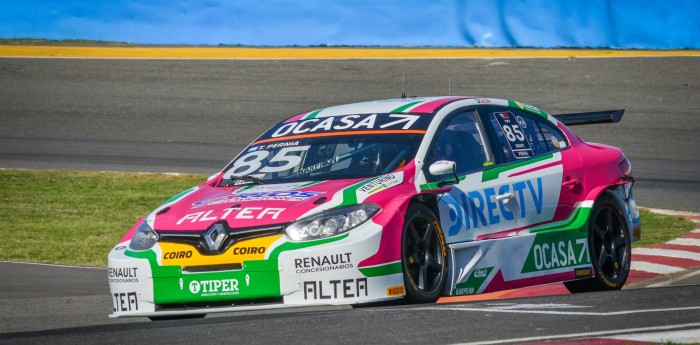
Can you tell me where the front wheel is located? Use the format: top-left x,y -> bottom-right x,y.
401,203 -> 448,303
565,192 -> 631,293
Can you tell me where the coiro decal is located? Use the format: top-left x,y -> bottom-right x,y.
163,251 -> 193,260
232,246 -> 266,255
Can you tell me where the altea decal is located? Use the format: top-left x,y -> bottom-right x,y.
177,206 -> 285,224
302,278 -> 368,300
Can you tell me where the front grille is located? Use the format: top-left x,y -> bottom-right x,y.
157,223 -> 285,255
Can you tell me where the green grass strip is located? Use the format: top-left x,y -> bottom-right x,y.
633,210 -> 696,247
0,170 -> 695,266
0,170 -> 205,266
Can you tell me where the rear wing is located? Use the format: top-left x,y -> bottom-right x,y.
552,109 -> 624,126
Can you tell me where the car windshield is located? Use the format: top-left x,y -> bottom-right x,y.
220,113 -> 431,185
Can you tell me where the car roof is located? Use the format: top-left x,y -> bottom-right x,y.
284,96 -> 555,124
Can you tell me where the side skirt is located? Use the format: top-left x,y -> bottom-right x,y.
445,213 -> 594,296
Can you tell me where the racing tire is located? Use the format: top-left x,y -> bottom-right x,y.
401,203 -> 448,303
564,192 -> 631,293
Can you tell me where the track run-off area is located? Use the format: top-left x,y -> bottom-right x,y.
0,46 -> 699,344
1,46 -> 699,59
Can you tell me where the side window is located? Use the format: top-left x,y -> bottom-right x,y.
425,111 -> 490,178
535,120 -> 568,151
489,110 -> 565,162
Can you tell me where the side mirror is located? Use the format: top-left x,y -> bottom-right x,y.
428,160 -> 459,185
429,160 -> 455,176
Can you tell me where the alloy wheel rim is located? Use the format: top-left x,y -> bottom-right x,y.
591,204 -> 629,281
403,213 -> 444,293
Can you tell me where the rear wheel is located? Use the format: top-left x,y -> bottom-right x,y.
565,193 -> 631,293
401,203 -> 448,303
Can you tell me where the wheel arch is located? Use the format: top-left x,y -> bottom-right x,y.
407,193 -> 441,219
585,182 -> 628,209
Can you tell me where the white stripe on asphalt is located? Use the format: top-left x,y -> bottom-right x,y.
458,322 -> 700,345
606,328 -> 700,343
404,305 -> 700,316
667,238 -> 700,247
632,248 -> 700,261
648,269 -> 700,288
631,261 -> 685,274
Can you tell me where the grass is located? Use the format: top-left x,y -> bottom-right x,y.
0,169 -> 695,266
0,170 -> 206,266
633,209 -> 696,247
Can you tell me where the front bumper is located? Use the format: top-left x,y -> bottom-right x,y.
108,219 -> 405,318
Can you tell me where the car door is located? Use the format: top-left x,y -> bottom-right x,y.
424,109 -> 519,244
478,106 -> 564,232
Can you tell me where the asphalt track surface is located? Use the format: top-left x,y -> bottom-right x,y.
1,54 -> 699,343
1,57 -> 699,212
1,262 -> 699,344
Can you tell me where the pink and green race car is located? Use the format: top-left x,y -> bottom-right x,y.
108,97 -> 641,319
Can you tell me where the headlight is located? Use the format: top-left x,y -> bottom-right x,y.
128,221 -> 159,251
284,204 -> 380,241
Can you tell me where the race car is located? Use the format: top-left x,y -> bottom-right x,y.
108,97 -> 641,319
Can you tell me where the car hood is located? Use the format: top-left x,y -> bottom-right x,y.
148,179 -> 364,232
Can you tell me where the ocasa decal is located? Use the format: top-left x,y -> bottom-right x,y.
271,114 -> 421,138
521,233 -> 590,273
532,239 -> 589,270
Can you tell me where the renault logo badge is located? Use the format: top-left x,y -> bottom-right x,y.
203,223 -> 227,252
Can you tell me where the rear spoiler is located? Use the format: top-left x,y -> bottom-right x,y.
552,109 -> 624,126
